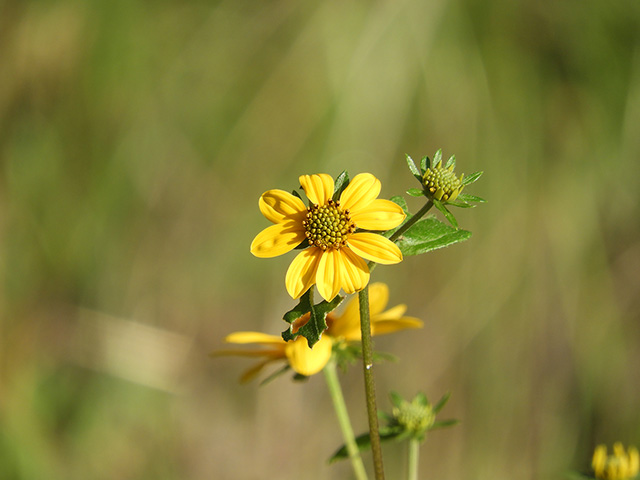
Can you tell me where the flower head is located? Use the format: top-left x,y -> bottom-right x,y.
422,162 -> 464,202
214,283 -> 422,382
592,443 -> 640,480
251,173 -> 405,301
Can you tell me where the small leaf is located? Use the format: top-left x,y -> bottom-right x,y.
333,171 -> 350,201
395,216 -> 471,256
445,200 -> 476,209
406,188 -> 424,197
433,149 -> 443,168
430,419 -> 460,430
461,171 -> 483,186
433,199 -> 458,228
456,193 -> 486,203
420,155 -> 429,173
433,392 -> 451,413
406,154 -> 422,182
282,290 -> 343,347
329,428 -> 403,463
445,154 -> 456,169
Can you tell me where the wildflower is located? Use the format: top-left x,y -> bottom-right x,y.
592,443 -> 640,480
251,173 -> 405,301
422,162 -> 464,202
215,283 -> 422,381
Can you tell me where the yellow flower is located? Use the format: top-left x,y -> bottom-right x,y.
251,173 -> 405,301
592,443 -> 640,480
214,283 -> 422,382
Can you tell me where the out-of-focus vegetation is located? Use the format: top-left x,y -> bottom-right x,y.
1,0 -> 639,478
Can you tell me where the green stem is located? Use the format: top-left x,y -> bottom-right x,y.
358,286 -> 385,480
389,199 -> 434,243
323,360 -> 369,480
407,438 -> 420,480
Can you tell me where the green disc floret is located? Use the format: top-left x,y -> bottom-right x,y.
423,164 -> 464,202
302,200 -> 356,250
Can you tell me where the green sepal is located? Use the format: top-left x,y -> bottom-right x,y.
395,215 -> 471,256
456,193 -> 486,204
430,419 -> 460,430
389,390 -> 404,408
406,188 -> 424,197
291,189 -> 303,200
433,391 -> 451,413
258,365 -> 291,386
281,289 -> 343,347
461,170 -> 483,186
433,199 -> 458,228
333,170 -> 350,201
445,154 -> 456,169
432,149 -> 443,168
420,155 -> 429,174
294,238 -> 310,249
328,427 -> 403,463
406,154 -> 422,182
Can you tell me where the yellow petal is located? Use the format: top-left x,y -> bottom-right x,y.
350,199 -> 406,231
316,249 -> 342,301
250,221 -> 306,258
327,289 -> 361,340
338,248 -> 370,294
347,232 -> 403,265
285,335 -> 333,376
285,248 -> 322,298
259,189 -> 307,224
299,174 -> 333,206
224,331 -> 286,345
367,282 -> 390,316
339,173 -> 380,212
372,316 -> 423,336
239,359 -> 278,383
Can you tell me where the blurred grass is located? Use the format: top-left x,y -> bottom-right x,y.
1,0 -> 640,478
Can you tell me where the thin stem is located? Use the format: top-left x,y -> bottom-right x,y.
358,286 -> 385,480
389,199 -> 433,243
407,438 -> 420,480
323,360 -> 369,480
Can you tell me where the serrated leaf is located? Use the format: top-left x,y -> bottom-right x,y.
406,188 -> 424,197
282,290 -> 343,347
406,154 -> 422,182
456,193 -> 486,203
445,154 -> 456,169
433,392 -> 451,413
433,199 -> 458,228
420,155 -> 429,173
433,149 -> 443,168
328,428 -> 403,463
333,171 -> 350,201
461,171 -> 483,186
395,215 -> 471,256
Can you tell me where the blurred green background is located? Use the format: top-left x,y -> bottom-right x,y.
1,0 -> 640,478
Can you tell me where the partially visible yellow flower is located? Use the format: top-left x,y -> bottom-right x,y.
251,173 -> 405,301
214,283 -> 422,382
592,443 -> 639,480
213,331 -> 333,382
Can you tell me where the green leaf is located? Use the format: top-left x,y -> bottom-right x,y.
445,200 -> 476,209
433,149 -> 443,168
433,199 -> 458,228
415,392 -> 429,406
406,154 -> 422,182
420,155 -> 429,173
456,193 -> 486,203
433,391 -> 451,413
406,188 -> 424,197
328,428 -> 403,463
430,419 -> 460,430
461,171 -> 483,186
445,154 -> 456,169
333,171 -> 350,201
281,290 -> 343,347
395,215 -> 471,256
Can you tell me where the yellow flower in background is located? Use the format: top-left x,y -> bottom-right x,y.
214,283 -> 422,382
251,173 -> 405,301
592,443 -> 639,480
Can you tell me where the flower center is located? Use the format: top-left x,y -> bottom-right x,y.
423,166 -> 463,201
302,200 -> 356,250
